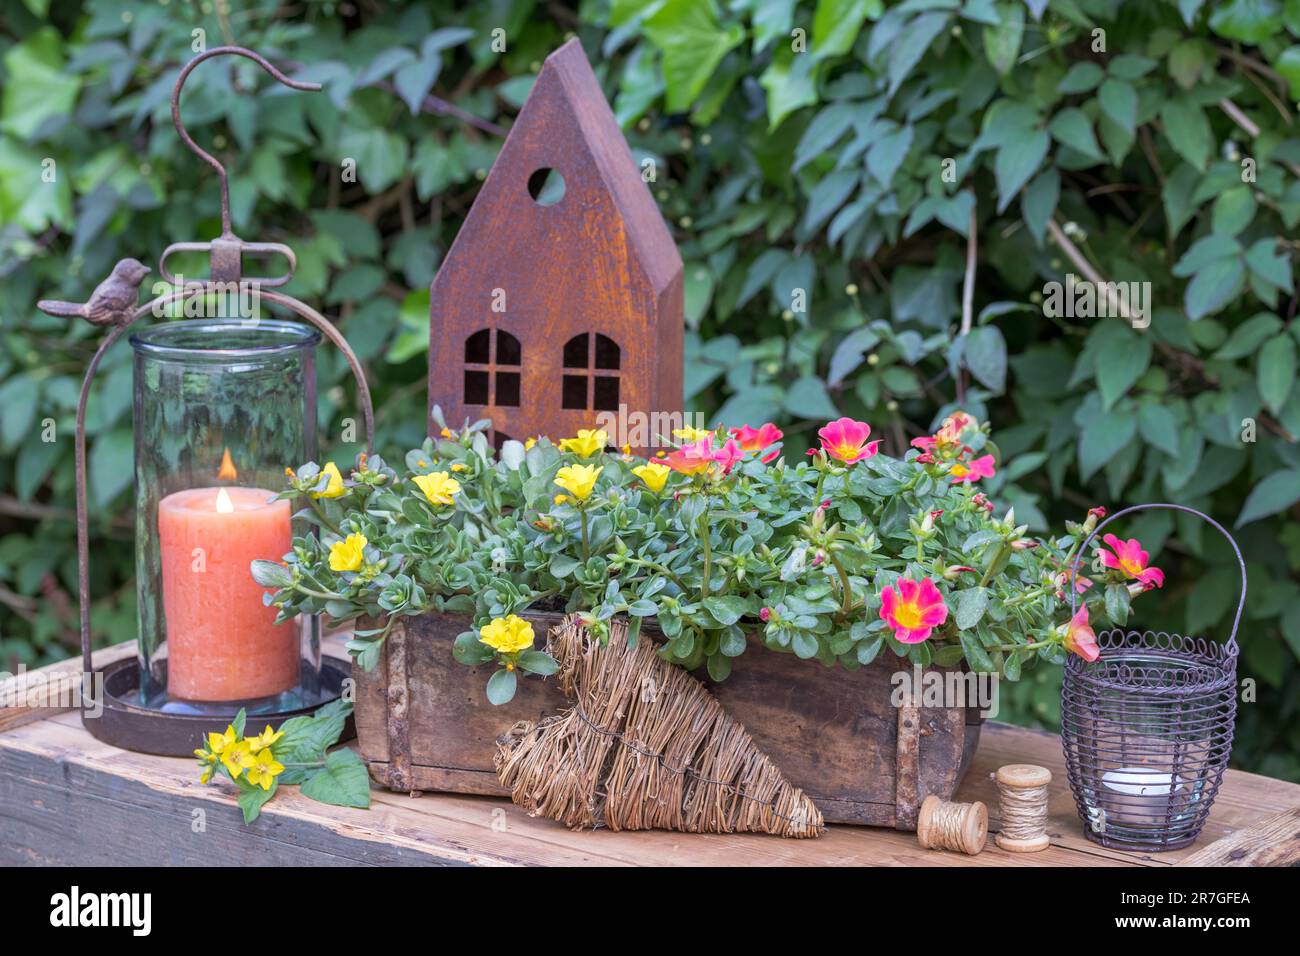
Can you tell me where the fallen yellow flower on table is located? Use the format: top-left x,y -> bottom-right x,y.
245,748 -> 286,790
311,461 -> 346,498
631,462 -> 671,493
558,428 -> 607,458
413,471 -> 460,506
329,532 -> 368,572
246,725 -> 284,752
555,463 -> 602,501
220,740 -> 255,779
479,614 -> 535,654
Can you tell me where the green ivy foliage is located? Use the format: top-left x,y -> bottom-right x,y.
1,0 -> 1298,779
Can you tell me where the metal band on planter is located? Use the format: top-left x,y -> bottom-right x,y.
54,46 -> 374,755
1060,503 -> 1243,852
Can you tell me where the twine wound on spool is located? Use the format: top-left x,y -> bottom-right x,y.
993,763 -> 1051,852
916,794 -> 987,855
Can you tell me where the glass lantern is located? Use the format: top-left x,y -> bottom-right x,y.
129,318 -> 328,715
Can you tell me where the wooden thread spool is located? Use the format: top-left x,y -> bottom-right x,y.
916,794 -> 987,855
993,764 -> 1051,853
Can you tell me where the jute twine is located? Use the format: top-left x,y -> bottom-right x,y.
493,615 -> 824,838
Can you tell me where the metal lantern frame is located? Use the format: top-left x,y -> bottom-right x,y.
1060,502 -> 1243,852
68,46 -> 374,755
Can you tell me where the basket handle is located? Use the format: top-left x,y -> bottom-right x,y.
1068,503 -> 1246,652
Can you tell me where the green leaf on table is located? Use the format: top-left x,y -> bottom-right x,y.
237,778 -> 277,824
300,749 -> 371,809
273,700 -> 352,784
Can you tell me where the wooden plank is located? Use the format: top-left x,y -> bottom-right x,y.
0,642 -> 135,733
0,710 -> 1130,867
1176,805 -> 1300,866
5,647 -> 1299,867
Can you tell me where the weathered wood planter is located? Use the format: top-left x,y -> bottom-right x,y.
354,611 -> 983,829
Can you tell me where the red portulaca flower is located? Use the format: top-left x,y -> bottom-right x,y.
948,454 -> 996,484
879,577 -> 949,644
1063,606 -> 1100,662
1099,534 -> 1165,589
729,423 -> 783,463
817,417 -> 881,464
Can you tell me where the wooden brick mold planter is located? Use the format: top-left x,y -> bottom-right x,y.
354,612 -> 984,829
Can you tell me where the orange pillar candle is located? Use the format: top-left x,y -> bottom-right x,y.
158,486 -> 297,701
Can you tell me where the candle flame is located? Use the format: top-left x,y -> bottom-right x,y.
217,448 -> 238,481
215,487 -> 234,513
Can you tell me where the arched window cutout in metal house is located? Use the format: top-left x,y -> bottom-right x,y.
463,328 -> 521,408
561,333 -> 620,411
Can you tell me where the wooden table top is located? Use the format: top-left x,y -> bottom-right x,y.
3,646 -> 1297,866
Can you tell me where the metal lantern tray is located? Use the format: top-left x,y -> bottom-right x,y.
57,47 -> 375,756
1061,503 -> 1242,852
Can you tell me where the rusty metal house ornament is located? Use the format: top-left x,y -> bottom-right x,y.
428,39 -> 683,448
50,47 -> 373,755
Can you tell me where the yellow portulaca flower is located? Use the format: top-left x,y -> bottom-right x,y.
245,748 -> 286,791
329,532 -> 368,572
311,461 -> 346,499
413,471 -> 460,506
246,725 -> 284,752
558,428 -> 607,458
479,614 -> 535,654
450,462 -> 467,472
524,437 -> 537,450
631,462 -> 671,493
555,463 -> 602,501
672,425 -> 713,443
553,493 -> 570,505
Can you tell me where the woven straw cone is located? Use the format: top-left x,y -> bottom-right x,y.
494,615 -> 823,838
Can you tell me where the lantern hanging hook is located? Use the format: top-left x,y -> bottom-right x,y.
170,46 -> 321,240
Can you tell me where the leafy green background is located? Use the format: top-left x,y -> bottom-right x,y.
2,0 -> 1298,781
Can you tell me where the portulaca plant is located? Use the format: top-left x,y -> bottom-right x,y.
254,409 -> 1165,705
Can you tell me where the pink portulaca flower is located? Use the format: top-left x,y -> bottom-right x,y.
729,423 -> 783,463
816,417 -> 881,464
879,577 -> 949,644
665,438 -> 715,476
1099,534 -> 1165,590
948,454 -> 996,484
711,438 -> 745,475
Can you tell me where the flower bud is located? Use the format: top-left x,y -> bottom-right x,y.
759,607 -> 771,622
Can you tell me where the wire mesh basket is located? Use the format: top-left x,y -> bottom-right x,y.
1061,503 -> 1242,852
